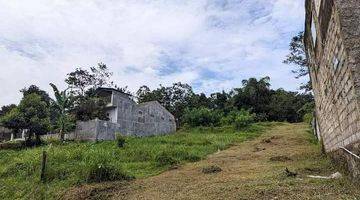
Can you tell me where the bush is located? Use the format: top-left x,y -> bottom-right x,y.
87,162 -> 133,183
220,109 -> 255,130
115,133 -> 126,148
303,113 -> 313,124
155,149 -> 201,167
234,111 -> 255,130
155,151 -> 179,166
182,108 -> 222,127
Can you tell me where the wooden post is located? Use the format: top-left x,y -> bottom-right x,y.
40,151 -> 47,182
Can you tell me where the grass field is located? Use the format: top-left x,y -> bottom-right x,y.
0,123 -> 272,199
71,123 -> 360,200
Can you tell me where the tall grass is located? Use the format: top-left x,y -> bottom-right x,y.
0,123 -> 271,199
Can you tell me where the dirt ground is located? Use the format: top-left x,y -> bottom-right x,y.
64,123 -> 360,200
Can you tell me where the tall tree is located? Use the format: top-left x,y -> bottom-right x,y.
66,63 -> 116,95
136,85 -> 157,103
65,63 -> 120,121
210,91 -> 231,112
233,77 -> 272,119
65,68 -> 94,95
284,32 -> 312,91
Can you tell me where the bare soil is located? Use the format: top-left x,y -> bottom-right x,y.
64,123 -> 360,200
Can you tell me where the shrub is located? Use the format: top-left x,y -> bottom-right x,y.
115,133 -> 126,148
220,109 -> 255,130
87,162 -> 133,183
303,113 -> 313,124
234,111 -> 255,130
182,108 -> 222,127
155,151 -> 179,166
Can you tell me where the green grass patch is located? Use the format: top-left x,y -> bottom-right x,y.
0,123 -> 269,199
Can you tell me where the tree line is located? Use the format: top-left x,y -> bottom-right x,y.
136,77 -> 313,127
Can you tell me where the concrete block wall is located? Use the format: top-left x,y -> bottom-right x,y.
74,89 -> 177,140
306,0 -> 360,152
305,0 -> 360,178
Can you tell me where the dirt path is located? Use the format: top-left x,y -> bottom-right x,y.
66,123 -> 360,200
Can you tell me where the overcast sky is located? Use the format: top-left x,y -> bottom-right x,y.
0,0 -> 306,106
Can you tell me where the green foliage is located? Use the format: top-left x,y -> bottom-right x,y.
65,64 -> 123,121
0,123 -> 267,199
155,151 -> 179,166
0,104 -> 17,118
136,82 -> 196,125
303,113 -> 313,124
20,85 -> 52,105
116,133 -> 126,148
233,111 -> 255,130
220,110 -> 255,129
50,83 -> 76,141
70,95 -> 109,121
284,31 -> 312,91
182,108 -> 222,127
0,94 -> 51,142
87,161 -> 133,183
137,77 -> 313,126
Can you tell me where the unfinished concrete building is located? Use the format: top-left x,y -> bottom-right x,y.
74,88 -> 176,140
305,0 -> 360,178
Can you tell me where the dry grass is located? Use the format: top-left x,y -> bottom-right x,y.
65,123 -> 360,200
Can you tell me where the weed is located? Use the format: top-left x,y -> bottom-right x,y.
115,133 -> 126,148
155,151 -> 179,166
87,163 -> 133,183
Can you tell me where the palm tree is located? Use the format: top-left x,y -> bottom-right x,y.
50,83 -> 74,141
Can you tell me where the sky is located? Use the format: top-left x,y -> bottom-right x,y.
0,0 -> 306,107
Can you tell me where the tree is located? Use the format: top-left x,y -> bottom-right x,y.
70,95 -> 109,121
65,63 -> 116,95
1,94 -> 51,144
50,83 -> 75,141
0,104 -> 17,118
20,85 -> 51,105
268,89 -> 300,122
284,32 -> 312,91
210,91 -> 231,112
0,107 -> 24,134
90,63 -> 115,88
136,85 -> 157,103
232,77 -> 272,120
189,93 -> 211,109
65,63 -> 120,121
65,68 -> 94,95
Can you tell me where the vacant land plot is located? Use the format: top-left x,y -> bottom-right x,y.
65,123 -> 360,200
0,123 -> 270,199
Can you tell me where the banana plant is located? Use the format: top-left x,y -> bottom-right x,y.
50,83 -> 74,141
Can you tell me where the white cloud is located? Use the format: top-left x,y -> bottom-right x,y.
0,0 -> 305,106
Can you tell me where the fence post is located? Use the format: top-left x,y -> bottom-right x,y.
40,151 -> 47,182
